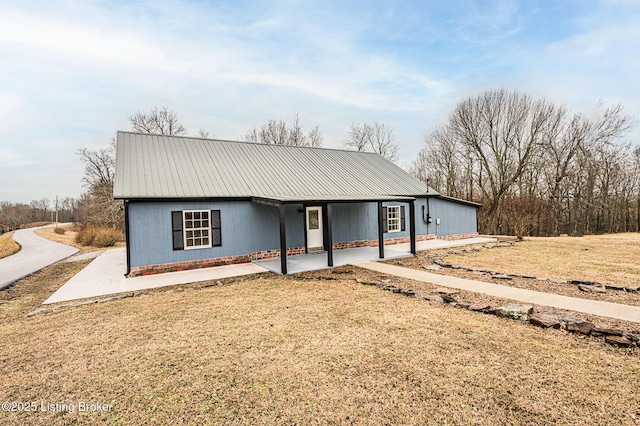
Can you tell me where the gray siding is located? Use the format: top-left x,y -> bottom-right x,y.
415,197 -> 478,237
128,201 -> 303,267
331,202 -> 410,242
128,197 -> 477,268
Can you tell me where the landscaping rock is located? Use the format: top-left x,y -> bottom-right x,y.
450,264 -> 462,269
436,288 -> 459,296
604,284 -> 627,291
547,278 -> 567,284
422,265 -> 443,271
491,274 -> 512,280
625,333 -> 639,344
472,271 -> 486,275
423,295 -> 445,303
99,294 -> 133,303
529,314 -> 561,329
591,327 -> 624,337
467,303 -> 491,312
605,335 -> 633,347
494,304 -> 533,321
356,279 -> 379,286
565,319 -> 594,335
625,286 -> 639,292
455,302 -> 470,309
521,275 -> 537,279
332,268 -> 354,274
391,288 -> 401,294
400,289 -> 416,297
578,284 -> 606,293
571,279 -> 594,286
27,307 -> 48,317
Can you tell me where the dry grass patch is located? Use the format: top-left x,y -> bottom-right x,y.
1,269 -> 639,425
443,234 -> 640,287
0,231 -> 20,259
35,225 -> 124,253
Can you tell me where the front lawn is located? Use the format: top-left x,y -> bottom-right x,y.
1,261 -> 638,425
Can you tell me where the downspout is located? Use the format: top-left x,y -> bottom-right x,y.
421,197 -> 432,234
124,200 -> 131,277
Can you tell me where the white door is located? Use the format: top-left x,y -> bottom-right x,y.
306,206 -> 323,252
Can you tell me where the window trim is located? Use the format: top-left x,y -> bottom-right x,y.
387,205 -> 401,233
183,210 -> 212,250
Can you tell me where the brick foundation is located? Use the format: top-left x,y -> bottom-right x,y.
128,232 -> 479,277
129,246 -> 305,277
331,233 -> 437,250
438,232 -> 480,241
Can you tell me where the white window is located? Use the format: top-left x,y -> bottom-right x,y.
183,210 -> 211,249
387,206 -> 401,233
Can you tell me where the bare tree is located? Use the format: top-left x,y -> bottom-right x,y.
129,107 -> 187,136
77,140 -> 116,190
0,202 -> 31,229
197,128 -> 211,138
307,125 -> 324,147
244,114 -> 324,147
414,88 -> 634,236
344,122 -> 370,152
344,122 -> 399,162
77,138 -> 123,229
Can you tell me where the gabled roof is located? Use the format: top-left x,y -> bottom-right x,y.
113,131 -> 437,200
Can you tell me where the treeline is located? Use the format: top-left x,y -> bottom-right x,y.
411,89 -> 638,237
0,198 -> 79,231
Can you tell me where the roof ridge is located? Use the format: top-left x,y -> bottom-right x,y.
115,130 -> 382,155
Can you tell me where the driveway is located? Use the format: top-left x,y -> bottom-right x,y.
44,248 -> 268,304
0,225 -> 79,290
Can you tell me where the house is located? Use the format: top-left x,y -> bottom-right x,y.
113,131 -> 480,276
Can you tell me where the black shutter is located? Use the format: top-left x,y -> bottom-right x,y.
211,210 -> 221,247
382,206 -> 388,233
401,205 -> 406,232
172,211 -> 184,250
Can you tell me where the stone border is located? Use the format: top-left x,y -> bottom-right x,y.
424,243 -> 640,294
354,276 -> 640,350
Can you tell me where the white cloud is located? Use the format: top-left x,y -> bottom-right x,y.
0,11 -> 186,74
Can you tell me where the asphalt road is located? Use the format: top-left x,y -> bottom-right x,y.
0,225 -> 79,290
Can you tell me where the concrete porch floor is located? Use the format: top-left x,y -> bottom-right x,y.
254,237 -> 496,274
254,246 -> 412,274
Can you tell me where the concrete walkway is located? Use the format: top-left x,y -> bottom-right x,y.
46,237 -> 496,304
353,262 -> 640,324
389,236 -> 496,252
44,248 -> 267,304
257,237 -> 497,274
0,224 -> 78,290
256,246 -> 412,274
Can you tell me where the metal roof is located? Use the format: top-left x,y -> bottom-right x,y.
113,131 -> 438,200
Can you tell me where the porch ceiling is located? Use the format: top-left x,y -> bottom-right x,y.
251,194 -> 416,205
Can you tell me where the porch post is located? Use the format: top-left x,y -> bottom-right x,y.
377,201 -> 385,259
279,204 -> 287,274
409,200 -> 416,255
325,203 -> 333,267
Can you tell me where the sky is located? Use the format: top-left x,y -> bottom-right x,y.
1,0 -> 639,204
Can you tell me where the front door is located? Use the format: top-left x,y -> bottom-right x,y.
306,206 -> 323,252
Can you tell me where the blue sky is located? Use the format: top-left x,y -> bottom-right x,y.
1,0 -> 639,203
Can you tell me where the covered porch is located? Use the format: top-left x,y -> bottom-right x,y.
255,245 -> 412,274
252,195 -> 417,275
